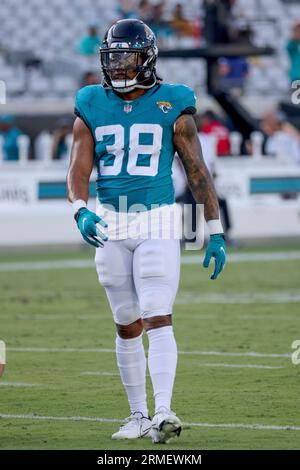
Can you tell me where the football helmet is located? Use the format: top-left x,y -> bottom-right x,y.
100,19 -> 158,93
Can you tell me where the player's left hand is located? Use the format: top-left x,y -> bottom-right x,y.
203,234 -> 226,280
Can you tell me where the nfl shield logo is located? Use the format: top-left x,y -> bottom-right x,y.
124,103 -> 132,113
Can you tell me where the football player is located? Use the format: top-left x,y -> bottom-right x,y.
67,18 -> 226,444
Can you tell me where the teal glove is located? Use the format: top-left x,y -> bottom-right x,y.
203,233 -> 226,280
75,208 -> 108,248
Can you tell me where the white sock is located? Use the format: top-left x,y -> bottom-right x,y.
116,333 -> 148,417
147,325 -> 178,413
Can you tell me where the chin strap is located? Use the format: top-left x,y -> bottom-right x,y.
108,74 -> 157,93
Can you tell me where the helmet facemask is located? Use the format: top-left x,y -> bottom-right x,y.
100,45 -> 157,93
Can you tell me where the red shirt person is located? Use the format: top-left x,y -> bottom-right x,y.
197,110 -> 231,156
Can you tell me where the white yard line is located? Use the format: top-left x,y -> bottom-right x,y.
179,351 -> 290,358
238,315 -> 298,320
80,372 -> 120,376
0,413 -> 299,431
80,363 -> 284,376
0,362 -> 284,390
6,347 -> 116,353
183,251 -> 300,264
0,382 -> 41,387
197,363 -> 285,369
0,251 -> 300,272
0,260 -> 93,272
0,312 -> 298,321
0,413 -> 122,423
175,291 -> 300,304
6,346 -> 291,359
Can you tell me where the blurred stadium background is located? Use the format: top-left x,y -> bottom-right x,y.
0,0 -> 300,451
0,0 -> 300,245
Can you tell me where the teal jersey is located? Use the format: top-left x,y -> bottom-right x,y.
74,83 -> 196,211
1,127 -> 21,161
286,40 -> 300,82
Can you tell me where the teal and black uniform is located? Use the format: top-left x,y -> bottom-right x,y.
75,83 -> 196,211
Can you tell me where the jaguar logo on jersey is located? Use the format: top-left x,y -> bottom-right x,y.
124,103 -> 133,113
157,101 -> 173,113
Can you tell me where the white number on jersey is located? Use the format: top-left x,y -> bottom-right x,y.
95,124 -> 163,177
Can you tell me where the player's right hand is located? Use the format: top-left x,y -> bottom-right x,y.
75,207 -> 108,248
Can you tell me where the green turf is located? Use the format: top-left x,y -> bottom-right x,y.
0,247 -> 299,449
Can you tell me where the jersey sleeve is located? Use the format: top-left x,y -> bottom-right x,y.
174,85 -> 197,120
74,87 -> 91,130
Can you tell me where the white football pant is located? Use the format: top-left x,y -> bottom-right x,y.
95,238 -> 180,325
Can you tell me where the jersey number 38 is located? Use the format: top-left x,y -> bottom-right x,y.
95,124 -> 163,177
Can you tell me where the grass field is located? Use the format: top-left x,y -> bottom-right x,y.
0,245 -> 299,450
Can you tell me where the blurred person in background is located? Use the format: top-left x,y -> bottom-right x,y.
194,112 -> 232,240
218,55 -> 249,95
78,23 -> 101,56
171,3 -> 193,39
81,71 -> 100,87
196,110 -> 231,156
51,117 -> 73,161
236,24 -> 253,46
286,22 -> 300,83
203,0 -> 236,45
0,114 -> 22,161
148,1 -> 173,47
261,110 -> 300,164
137,0 -> 153,22
117,0 -> 137,19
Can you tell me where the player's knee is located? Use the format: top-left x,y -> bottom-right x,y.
114,302 -> 141,326
116,319 -> 143,338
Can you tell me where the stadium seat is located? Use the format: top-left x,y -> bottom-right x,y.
0,0 -> 297,101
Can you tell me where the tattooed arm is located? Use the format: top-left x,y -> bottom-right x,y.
173,113 -> 220,223
173,113 -> 226,280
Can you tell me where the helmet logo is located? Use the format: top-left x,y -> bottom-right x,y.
111,42 -> 130,48
157,101 -> 173,113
